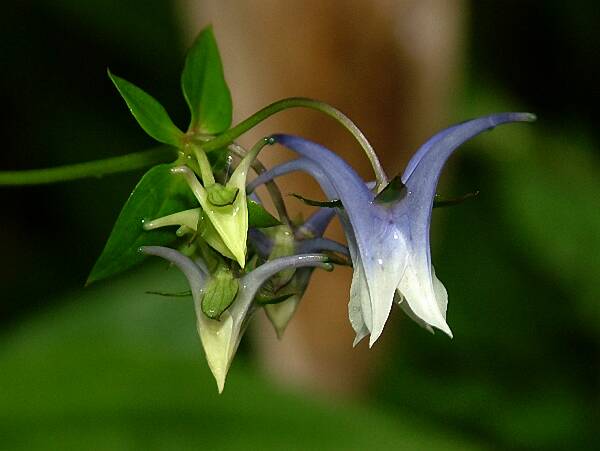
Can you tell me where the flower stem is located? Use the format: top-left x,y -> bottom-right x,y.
0,146 -> 177,186
200,97 -> 387,189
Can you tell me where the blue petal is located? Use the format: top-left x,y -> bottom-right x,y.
273,135 -> 407,346
248,157 -> 339,200
241,254 -> 333,296
295,208 -> 337,239
401,113 -> 535,183
297,238 -> 349,256
396,113 -> 535,334
272,135 -> 373,208
248,228 -> 273,257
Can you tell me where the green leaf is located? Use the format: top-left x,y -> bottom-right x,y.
108,70 -> 183,147
181,26 -> 232,134
87,164 -> 196,284
255,290 -> 296,306
247,198 -> 281,228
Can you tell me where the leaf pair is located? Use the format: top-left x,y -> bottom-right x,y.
108,25 -> 232,146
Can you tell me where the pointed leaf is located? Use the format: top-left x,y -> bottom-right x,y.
87,164 -> 196,284
181,26 -> 232,134
108,71 -> 183,146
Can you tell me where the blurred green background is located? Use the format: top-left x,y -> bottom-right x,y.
0,1 -> 598,450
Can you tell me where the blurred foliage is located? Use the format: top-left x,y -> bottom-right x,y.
0,263 -> 486,451
1,1 -> 598,450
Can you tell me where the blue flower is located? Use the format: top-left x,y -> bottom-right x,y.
142,246 -> 331,392
259,113 -> 534,346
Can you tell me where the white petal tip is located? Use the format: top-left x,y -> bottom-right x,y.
209,365 -> 228,394
436,322 -> 453,338
368,330 -> 383,348
352,335 -> 366,348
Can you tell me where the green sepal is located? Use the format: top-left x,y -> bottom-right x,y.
255,289 -> 296,306
146,290 -> 192,298
433,191 -> 480,208
195,208 -> 237,261
195,238 -> 223,275
247,198 -> 281,228
206,183 -> 239,206
87,164 -> 196,285
374,175 -> 406,204
201,268 -> 239,320
108,70 -> 183,147
181,26 -> 232,134
374,173 -> 479,208
290,193 -> 343,209
264,225 -> 296,291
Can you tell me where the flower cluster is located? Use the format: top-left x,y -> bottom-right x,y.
32,26 -> 533,392
140,113 -> 533,390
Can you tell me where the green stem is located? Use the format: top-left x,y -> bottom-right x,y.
0,146 -> 178,186
199,97 -> 387,189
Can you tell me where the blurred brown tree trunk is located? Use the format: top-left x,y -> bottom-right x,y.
178,0 -> 465,397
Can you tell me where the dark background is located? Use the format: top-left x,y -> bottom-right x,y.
0,1 -> 598,449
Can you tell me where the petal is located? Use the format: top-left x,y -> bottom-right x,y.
264,293 -> 301,338
264,267 -> 313,338
247,157 -> 339,200
172,166 -> 246,267
240,253 -> 332,296
360,218 -> 408,347
349,253 -> 371,346
395,267 -> 448,335
141,246 -> 233,391
401,113 -> 536,184
272,135 -> 374,209
295,208 -> 337,239
246,157 -> 378,343
396,114 -> 533,334
141,246 -> 207,291
297,238 -> 349,256
143,208 -> 200,230
248,228 -> 273,257
273,136 -> 407,346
